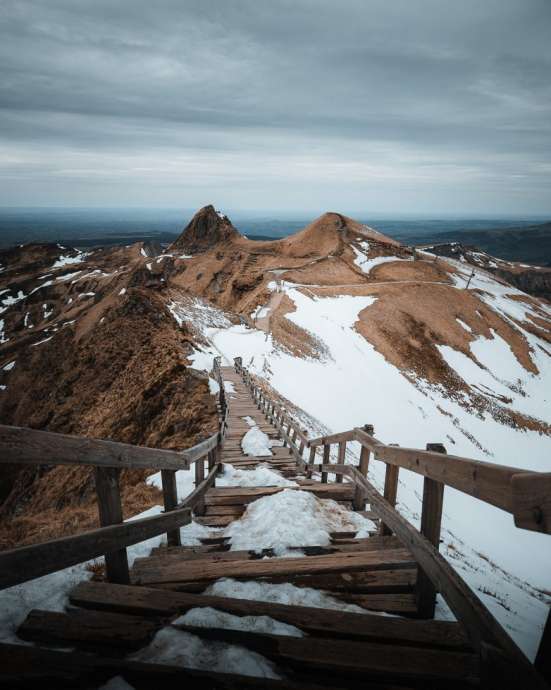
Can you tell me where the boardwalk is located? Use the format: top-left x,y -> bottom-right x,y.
0,360 -> 550,687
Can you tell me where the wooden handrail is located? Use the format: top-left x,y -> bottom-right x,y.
356,431 -> 527,514
308,429 -> 356,447
0,424 -> 222,472
0,424 -> 192,471
346,466 -> 548,690
0,507 -> 191,590
235,360 -> 550,535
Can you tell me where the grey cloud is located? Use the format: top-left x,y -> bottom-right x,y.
0,0 -> 550,212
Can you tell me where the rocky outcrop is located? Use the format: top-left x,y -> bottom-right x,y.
170,205 -> 240,254
495,268 -> 551,302
423,242 -> 551,302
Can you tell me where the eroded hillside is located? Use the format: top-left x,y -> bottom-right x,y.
0,241 -> 218,547
2,206 -> 551,576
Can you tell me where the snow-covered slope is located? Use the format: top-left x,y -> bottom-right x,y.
180,254 -> 551,659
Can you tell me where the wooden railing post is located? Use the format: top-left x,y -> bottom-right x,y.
307,446 -> 316,478
355,424 -> 374,510
379,456 -> 399,536
194,457 -> 206,515
416,443 -> 446,619
161,469 -> 181,547
321,444 -> 330,483
336,441 -> 346,483
94,467 -> 130,584
281,411 -> 288,447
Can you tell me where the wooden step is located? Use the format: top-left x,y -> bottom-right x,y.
171,625 -> 478,683
261,567 -> 417,593
131,548 -> 416,587
0,642 -> 352,689
70,581 -> 469,649
133,539 -> 413,571
17,607 -> 159,651
204,484 -> 354,507
205,504 -> 245,516
194,515 -> 235,527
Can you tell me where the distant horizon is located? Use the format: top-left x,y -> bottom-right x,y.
0,206 -> 550,223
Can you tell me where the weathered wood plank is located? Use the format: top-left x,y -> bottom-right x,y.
194,515 -> 235,527
336,442 -> 346,483
354,427 -> 529,514
132,548 -> 416,586
17,607 -> 159,650
379,463 -> 399,537
94,467 -> 130,584
70,581 -> 470,649
161,469 -> 181,547
178,462 -> 219,513
172,626 -> 479,682
205,504 -> 245,516
261,568 -> 417,594
308,430 -> 357,448
416,444 -> 446,619
321,443 -> 330,483
182,432 -> 220,464
331,592 -> 418,614
204,484 -> 354,506
0,642 -> 344,689
511,472 -> 551,534
0,423 -> 190,471
0,505 -> 191,590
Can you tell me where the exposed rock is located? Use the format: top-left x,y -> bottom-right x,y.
170,205 -> 240,254
422,242 -> 551,301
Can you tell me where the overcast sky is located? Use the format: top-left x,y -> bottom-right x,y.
0,0 -> 550,216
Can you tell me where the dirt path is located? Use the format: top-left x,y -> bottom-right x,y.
255,289 -> 284,333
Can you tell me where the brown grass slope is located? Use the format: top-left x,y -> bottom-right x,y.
0,243 -> 217,549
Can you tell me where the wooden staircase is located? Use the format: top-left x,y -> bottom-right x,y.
0,360 -> 549,688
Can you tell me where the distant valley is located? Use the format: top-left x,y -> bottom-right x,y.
1,209 -> 550,267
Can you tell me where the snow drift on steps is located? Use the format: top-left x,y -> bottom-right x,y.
174,606 -> 304,637
205,577 -> 376,614
223,488 -> 376,555
131,626 -> 280,679
217,463 -> 297,488
241,426 -> 272,456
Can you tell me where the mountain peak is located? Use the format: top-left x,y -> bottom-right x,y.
170,205 -> 239,254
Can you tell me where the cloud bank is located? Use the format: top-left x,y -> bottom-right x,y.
0,0 -> 550,214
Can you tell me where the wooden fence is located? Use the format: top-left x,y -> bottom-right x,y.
0,357 -> 228,589
234,356 -> 551,687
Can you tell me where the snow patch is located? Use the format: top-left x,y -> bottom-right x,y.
217,463 -> 297,488
206,578 -> 372,614
131,626 -> 280,679
188,348 -> 214,373
352,246 -> 408,275
241,427 -> 272,457
224,489 -> 375,555
456,317 -> 472,333
174,606 -> 303,637
52,253 -> 86,269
